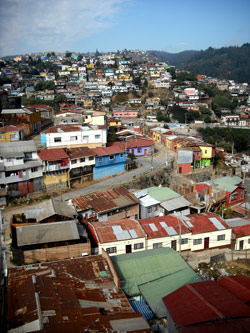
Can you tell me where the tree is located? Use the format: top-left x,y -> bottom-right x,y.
144,79 -> 148,87
132,76 -> 141,87
148,92 -> 154,98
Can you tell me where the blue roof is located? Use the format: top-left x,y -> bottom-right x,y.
130,300 -> 154,320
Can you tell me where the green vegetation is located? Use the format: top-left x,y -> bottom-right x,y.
0,77 -> 12,85
198,127 -> 250,152
157,110 -> 170,122
35,80 -> 55,91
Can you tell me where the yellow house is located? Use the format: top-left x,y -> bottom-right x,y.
83,98 -> 93,108
152,129 -> 161,143
0,125 -> 24,142
108,118 -> 121,127
199,145 -> 213,159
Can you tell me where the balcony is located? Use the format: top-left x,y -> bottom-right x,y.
45,163 -> 69,172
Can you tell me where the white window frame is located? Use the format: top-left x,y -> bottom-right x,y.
54,137 -> 61,142
153,242 -> 163,249
134,243 -> 144,250
217,234 -> 225,241
193,238 -> 202,245
106,247 -> 117,254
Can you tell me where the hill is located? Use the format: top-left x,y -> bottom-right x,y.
149,44 -> 250,83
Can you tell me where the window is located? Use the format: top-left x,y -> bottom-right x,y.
70,136 -> 77,141
134,243 -> 144,250
147,207 -> 152,213
193,238 -> 202,245
120,153 -> 124,158
230,193 -> 238,201
80,157 -> 85,163
181,238 -> 188,245
98,157 -> 103,162
205,150 -> 207,154
71,159 -> 77,164
95,135 -> 101,139
248,239 -> 250,244
153,205 -> 158,212
31,167 -> 38,173
24,152 -> 32,159
217,234 -> 225,241
54,137 -> 61,142
16,157 -> 23,160
106,247 -> 117,254
153,242 -> 162,249
138,148 -> 142,153
82,136 -> 89,142
89,156 -> 94,161
109,155 -> 114,160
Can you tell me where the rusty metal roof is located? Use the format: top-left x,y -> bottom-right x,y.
89,219 -> 145,243
7,255 -> 150,332
71,187 -> 138,213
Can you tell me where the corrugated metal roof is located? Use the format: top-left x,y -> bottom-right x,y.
232,224 -> 250,238
224,217 -> 250,228
183,213 -> 229,234
89,219 -> 145,243
71,187 -> 138,213
162,281 -> 250,326
110,248 -> 190,296
24,199 -> 77,222
0,140 -> 37,158
139,268 -> 202,318
16,220 -> 79,246
200,176 -> 243,193
147,187 -> 180,202
218,275 -> 250,304
138,215 -> 190,239
160,196 -> 190,212
138,194 -> 159,207
38,148 -> 69,161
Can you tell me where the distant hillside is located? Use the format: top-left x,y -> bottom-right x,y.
149,44 -> 250,83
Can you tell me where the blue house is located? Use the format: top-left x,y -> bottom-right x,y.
91,146 -> 126,180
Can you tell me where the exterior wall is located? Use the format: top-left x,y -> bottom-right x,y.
113,111 -> 138,118
235,236 -> 250,250
128,146 -> 150,157
146,234 -> 192,252
152,131 -> 161,143
43,128 -> 107,148
190,229 -> 232,251
69,156 -> 95,170
200,158 -> 211,167
98,237 -> 146,256
200,146 -> 213,159
178,163 -> 192,174
43,172 -> 68,187
0,130 -> 23,142
102,204 -> 139,222
94,162 -> 125,180
140,205 -> 160,219
226,188 -> 245,207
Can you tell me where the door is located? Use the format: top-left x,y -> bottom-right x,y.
126,244 -> 132,253
204,237 -> 209,249
171,240 -> 176,251
179,167 -> 182,174
144,149 -> 147,156
239,240 -> 244,250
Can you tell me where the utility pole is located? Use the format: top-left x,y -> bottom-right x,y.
151,146 -> 154,171
178,220 -> 182,255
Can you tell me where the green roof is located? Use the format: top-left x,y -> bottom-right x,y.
111,248 -> 195,297
207,176 -> 242,193
146,187 -> 180,202
139,267 -> 202,318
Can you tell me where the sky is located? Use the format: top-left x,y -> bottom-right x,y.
0,0 -> 250,57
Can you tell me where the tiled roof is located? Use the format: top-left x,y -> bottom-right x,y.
218,275 -> 250,304
139,215 -> 190,239
65,146 -> 95,159
183,213 -> 229,234
91,145 -> 125,156
162,281 -> 250,327
71,187 -> 138,213
38,148 -> 69,161
7,256 -> 150,332
232,224 -> 250,238
89,218 -> 145,243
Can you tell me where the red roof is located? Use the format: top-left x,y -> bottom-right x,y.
65,146 -> 95,159
108,138 -> 154,149
91,145 -> 124,156
218,275 -> 250,304
138,215 -> 190,238
162,281 -> 250,327
0,125 -> 23,132
232,224 -> 250,238
38,148 -> 69,161
184,213 -> 229,234
89,219 -> 145,243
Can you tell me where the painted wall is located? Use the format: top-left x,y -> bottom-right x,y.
178,163 -> 192,174
98,237 -> 146,256
43,172 -> 68,186
235,236 -> 250,250
190,229 -> 232,251
128,146 -> 150,157
146,233 -> 192,252
94,162 -> 125,180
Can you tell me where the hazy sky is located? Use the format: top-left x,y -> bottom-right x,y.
0,0 -> 249,56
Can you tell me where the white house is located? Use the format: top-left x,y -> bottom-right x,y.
232,225 -> 250,250
88,218 -> 146,256
41,124 -> 107,149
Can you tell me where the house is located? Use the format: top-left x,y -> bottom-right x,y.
38,148 -> 70,189
111,248 -> 202,318
7,255 -> 150,332
0,141 -> 43,198
195,176 -> 246,207
88,218 -> 146,255
69,187 -> 139,222
177,147 -> 193,174
162,280 -> 250,332
180,212 -> 232,251
0,125 -> 24,142
25,104 -> 53,129
108,138 -> 154,157
65,146 -> 96,186
134,187 -> 190,219
1,108 -> 41,137
91,145 -> 126,180
232,224 -> 250,250
138,215 -> 192,252
149,127 -> 170,144
112,108 -> 139,118
40,124 -> 107,149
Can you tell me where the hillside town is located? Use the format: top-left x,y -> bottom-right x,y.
1,50 -> 250,332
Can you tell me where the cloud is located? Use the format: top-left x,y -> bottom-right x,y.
0,0 -> 127,56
